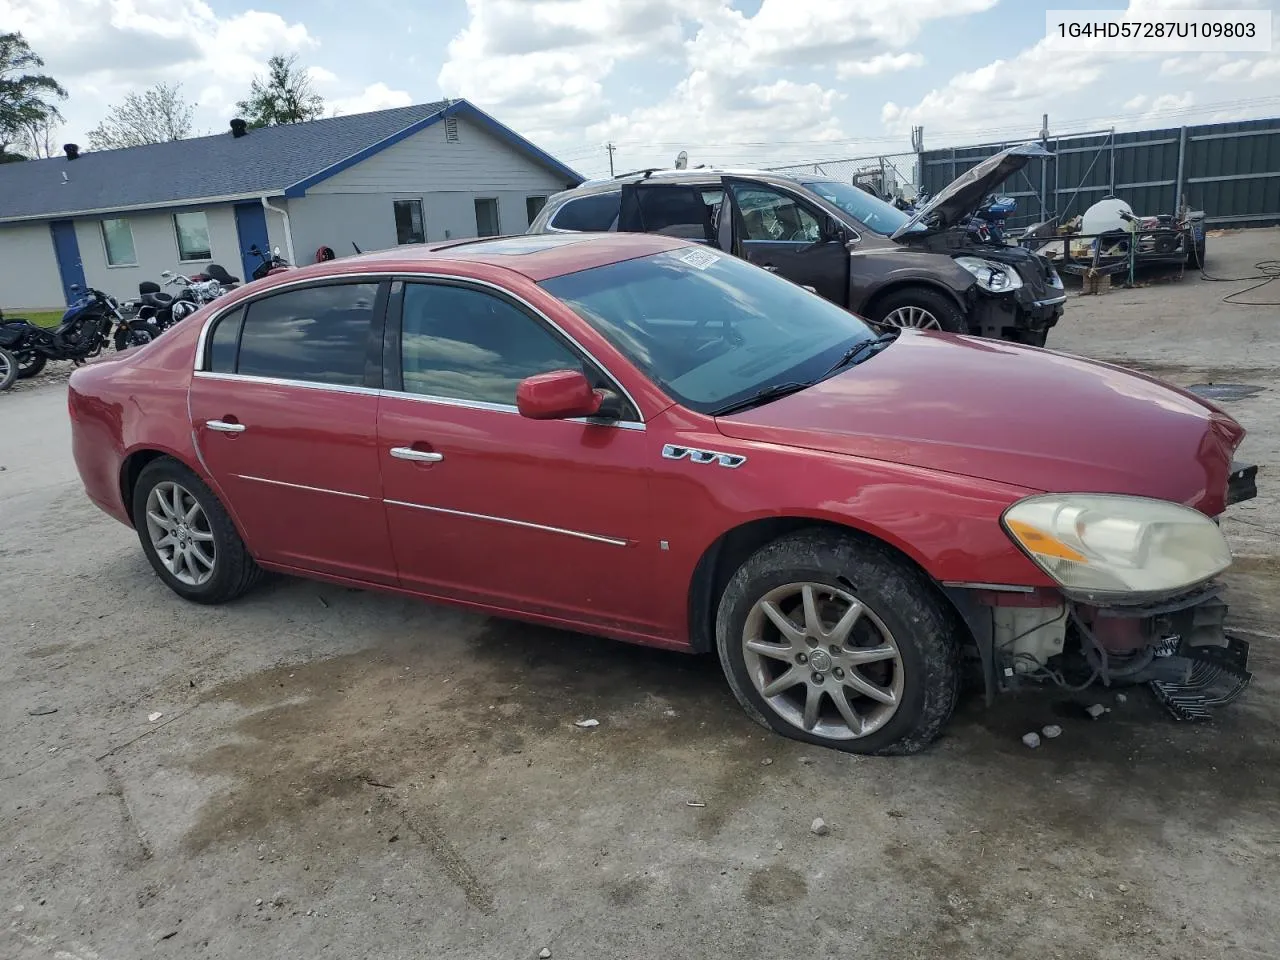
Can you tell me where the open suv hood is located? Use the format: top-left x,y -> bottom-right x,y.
892,143 -> 1051,241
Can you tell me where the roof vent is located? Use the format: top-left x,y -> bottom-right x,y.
230,118 -> 248,138
444,116 -> 459,142
63,143 -> 80,160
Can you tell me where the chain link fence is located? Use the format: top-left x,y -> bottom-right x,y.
766,152 -> 921,201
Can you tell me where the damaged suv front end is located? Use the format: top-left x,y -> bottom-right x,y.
893,143 -> 1067,345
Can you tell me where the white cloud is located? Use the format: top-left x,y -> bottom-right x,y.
329,83 -> 414,117
837,52 -> 925,79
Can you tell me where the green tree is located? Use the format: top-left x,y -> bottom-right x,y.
87,82 -> 194,150
236,54 -> 324,127
0,32 -> 67,160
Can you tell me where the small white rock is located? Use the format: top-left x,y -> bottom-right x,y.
1086,704 -> 1106,719
761,758 -> 773,766
539,949 -> 552,959
254,899 -> 263,907
775,841 -> 784,851
810,817 -> 829,836
148,712 -> 163,723
369,894 -> 377,902
1022,732 -> 1042,749
573,719 -> 599,729
1041,724 -> 1062,739
1115,693 -> 1128,704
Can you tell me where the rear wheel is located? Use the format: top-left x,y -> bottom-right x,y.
0,348 -> 16,391
16,351 -> 46,379
132,457 -> 263,604
870,287 -> 966,334
114,321 -> 159,351
715,529 -> 960,755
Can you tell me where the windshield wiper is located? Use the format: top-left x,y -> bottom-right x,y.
710,381 -> 812,417
820,330 -> 899,380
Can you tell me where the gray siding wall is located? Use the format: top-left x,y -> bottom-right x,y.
0,223 -> 65,310
74,204 -> 241,301
286,114 -> 568,257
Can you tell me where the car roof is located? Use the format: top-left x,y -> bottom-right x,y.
561,167 -> 819,197
297,232 -> 690,283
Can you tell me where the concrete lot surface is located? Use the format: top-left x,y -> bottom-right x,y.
2,229 -> 1278,959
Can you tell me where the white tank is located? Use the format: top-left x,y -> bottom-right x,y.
1081,198 -> 1134,235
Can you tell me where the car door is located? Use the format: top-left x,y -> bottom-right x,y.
188,279 -> 398,585
722,178 -> 851,306
618,183 -> 716,243
376,279 -> 662,638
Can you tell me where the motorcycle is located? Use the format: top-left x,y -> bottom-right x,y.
248,244 -> 291,280
0,287 -> 160,379
138,269 -> 234,331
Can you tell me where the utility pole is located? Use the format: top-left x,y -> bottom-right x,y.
606,142 -> 616,177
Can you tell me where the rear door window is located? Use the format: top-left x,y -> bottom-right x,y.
619,184 -> 714,242
549,193 -> 621,232
234,282 -> 381,386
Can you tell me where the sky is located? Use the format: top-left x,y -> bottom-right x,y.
4,0 -> 1279,179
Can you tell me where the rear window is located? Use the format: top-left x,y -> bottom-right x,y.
550,192 -> 620,232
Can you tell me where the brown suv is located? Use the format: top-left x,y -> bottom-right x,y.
528,145 -> 1066,345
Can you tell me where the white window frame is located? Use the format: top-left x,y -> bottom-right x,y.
173,210 -> 213,263
474,197 -> 501,237
100,217 -> 137,268
393,198 -> 426,245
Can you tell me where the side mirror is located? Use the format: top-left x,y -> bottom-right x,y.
516,369 -> 604,420
826,219 -> 851,244
160,270 -> 173,278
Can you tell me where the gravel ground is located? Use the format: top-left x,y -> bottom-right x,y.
2,229 -> 1278,960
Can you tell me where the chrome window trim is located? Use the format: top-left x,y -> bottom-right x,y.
193,269 -> 646,425
384,499 -> 629,547
192,371 -> 645,431
235,474 -> 372,501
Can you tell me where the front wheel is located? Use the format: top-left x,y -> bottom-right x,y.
0,348 -> 17,391
715,529 -> 959,755
869,287 -> 967,333
132,457 -> 263,604
15,350 -> 46,379
114,321 -> 159,351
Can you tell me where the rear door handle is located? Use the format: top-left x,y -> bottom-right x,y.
761,264 -> 778,272
206,419 -> 245,433
391,446 -> 444,463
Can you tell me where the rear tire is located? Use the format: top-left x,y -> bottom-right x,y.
16,352 -> 46,379
714,528 -> 960,755
0,348 -> 16,391
115,321 -> 159,352
870,287 -> 967,334
132,457 -> 263,604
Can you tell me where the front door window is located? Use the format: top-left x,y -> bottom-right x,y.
731,183 -> 823,243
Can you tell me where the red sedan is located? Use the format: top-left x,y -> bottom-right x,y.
69,233 -> 1256,754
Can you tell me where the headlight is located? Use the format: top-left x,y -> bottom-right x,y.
955,256 -> 1023,293
1002,494 -> 1230,601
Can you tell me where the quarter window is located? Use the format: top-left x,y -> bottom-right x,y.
399,283 -> 581,406
730,184 -> 822,243
207,306 -> 244,373
474,198 -> 500,237
549,192 -> 620,232
174,211 -> 213,261
394,199 -> 425,244
235,283 -> 380,386
101,218 -> 137,266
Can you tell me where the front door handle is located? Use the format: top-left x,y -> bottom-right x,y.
761,264 -> 778,272
206,419 -> 245,433
391,446 -> 444,463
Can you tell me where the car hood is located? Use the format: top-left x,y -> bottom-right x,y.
892,143 -> 1052,241
715,333 -> 1245,516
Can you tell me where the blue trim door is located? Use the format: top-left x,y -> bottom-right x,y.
50,220 -> 86,304
234,202 -> 271,282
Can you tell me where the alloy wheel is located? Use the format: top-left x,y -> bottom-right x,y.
741,581 -> 904,740
145,481 -> 216,586
880,305 -> 941,330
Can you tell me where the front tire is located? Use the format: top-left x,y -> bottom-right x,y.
715,529 -> 960,755
115,321 -> 159,351
132,457 -> 263,604
0,348 -> 16,391
870,287 -> 967,333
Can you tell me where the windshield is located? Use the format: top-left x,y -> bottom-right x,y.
540,248 -> 873,414
800,180 -> 925,236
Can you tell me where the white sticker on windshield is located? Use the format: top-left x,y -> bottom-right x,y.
679,248 -> 720,270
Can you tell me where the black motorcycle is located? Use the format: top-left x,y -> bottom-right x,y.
248,244 -> 291,280
0,288 -> 160,379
